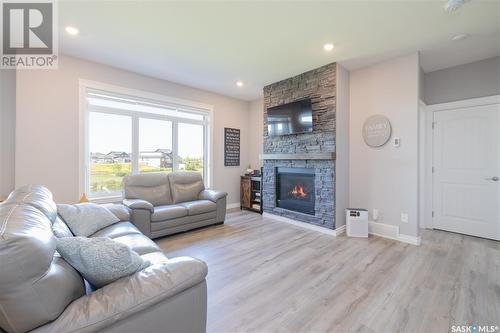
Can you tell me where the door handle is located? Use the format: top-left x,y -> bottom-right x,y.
485,176 -> 499,181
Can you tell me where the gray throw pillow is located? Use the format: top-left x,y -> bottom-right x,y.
52,216 -> 74,238
57,203 -> 120,237
56,237 -> 150,288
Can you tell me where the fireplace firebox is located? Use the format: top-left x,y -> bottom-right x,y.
276,167 -> 315,215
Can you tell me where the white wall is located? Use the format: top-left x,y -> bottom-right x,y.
248,99 -> 264,169
424,56 -> 500,105
0,70 -> 16,199
349,53 -> 420,237
16,54 -> 250,204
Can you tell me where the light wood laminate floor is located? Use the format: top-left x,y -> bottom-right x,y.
156,210 -> 500,333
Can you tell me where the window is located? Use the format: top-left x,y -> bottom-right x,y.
139,119 -> 173,174
89,112 -> 132,195
82,83 -> 211,200
178,123 -> 204,174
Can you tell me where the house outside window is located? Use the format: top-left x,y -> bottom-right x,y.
80,81 -> 212,201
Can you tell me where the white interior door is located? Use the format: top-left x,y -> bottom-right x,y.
433,103 -> 500,240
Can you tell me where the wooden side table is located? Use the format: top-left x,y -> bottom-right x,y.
240,175 -> 262,214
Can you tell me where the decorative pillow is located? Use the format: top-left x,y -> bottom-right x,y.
57,203 -> 120,237
56,237 -> 150,288
52,216 -> 74,238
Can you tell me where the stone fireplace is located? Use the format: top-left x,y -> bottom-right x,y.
261,63 -> 337,230
276,167 -> 315,215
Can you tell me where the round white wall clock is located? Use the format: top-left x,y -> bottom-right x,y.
362,115 -> 392,147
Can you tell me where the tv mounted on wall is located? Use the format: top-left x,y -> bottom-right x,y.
267,98 -> 313,136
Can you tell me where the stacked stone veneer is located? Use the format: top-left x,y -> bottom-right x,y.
263,62 -> 337,229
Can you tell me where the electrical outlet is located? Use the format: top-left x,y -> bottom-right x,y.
372,209 -> 379,221
401,213 -> 409,223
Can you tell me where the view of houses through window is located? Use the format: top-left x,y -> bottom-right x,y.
86,88 -> 209,198
89,112 -> 133,195
138,118 -> 173,174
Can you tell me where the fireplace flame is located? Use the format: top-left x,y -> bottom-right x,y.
289,184 -> 308,199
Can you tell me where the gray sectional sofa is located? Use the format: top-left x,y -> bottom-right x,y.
122,172 -> 228,239
0,185 -> 208,333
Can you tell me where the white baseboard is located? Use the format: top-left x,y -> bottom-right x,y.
368,221 -> 421,245
263,212 -> 345,236
397,233 -> 422,246
335,224 -> 346,235
227,202 -> 241,209
369,221 -> 399,239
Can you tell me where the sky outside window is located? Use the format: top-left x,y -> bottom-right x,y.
89,112 -> 131,153
178,123 -> 204,159
139,118 -> 173,151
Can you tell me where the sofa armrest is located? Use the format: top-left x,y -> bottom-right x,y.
123,198 -> 154,212
31,257 -> 208,333
199,190 -> 227,223
123,199 -> 153,237
199,189 -> 227,203
101,203 -> 130,221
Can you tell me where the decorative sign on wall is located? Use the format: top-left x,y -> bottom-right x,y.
224,128 -> 240,166
363,115 -> 392,147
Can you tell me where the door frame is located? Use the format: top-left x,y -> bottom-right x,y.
419,95 -> 500,230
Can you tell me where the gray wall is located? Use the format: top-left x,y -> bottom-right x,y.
335,64 -> 350,228
0,70 -> 16,199
424,56 -> 500,105
248,99 -> 264,169
349,53 -> 420,238
419,66 -> 425,101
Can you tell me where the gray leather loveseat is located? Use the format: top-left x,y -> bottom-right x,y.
122,172 -> 227,239
0,185 -> 208,333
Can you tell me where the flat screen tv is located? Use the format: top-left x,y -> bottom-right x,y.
267,99 -> 313,136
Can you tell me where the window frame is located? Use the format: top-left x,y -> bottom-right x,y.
79,80 -> 214,203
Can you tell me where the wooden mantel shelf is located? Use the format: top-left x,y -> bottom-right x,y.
259,152 -> 336,160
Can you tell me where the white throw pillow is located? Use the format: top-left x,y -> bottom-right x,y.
56,237 -> 150,288
57,203 -> 120,237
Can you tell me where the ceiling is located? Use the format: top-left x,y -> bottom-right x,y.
59,0 -> 500,101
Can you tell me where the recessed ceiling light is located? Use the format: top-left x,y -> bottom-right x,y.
451,33 -> 470,41
444,0 -> 470,12
65,26 -> 79,36
236,81 -> 244,87
323,43 -> 335,51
